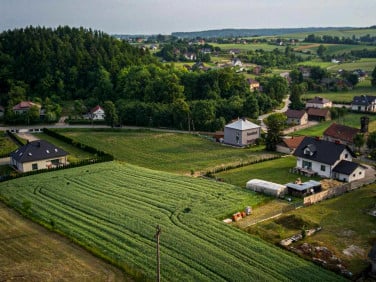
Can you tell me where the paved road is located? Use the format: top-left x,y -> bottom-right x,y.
258,95 -> 291,132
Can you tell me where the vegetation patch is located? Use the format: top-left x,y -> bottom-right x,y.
0,161 -> 343,281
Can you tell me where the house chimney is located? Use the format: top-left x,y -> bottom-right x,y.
360,116 -> 369,133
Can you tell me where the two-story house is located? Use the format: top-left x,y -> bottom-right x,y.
305,96 -> 332,109
293,137 -> 365,182
351,95 -> 376,112
223,118 -> 261,147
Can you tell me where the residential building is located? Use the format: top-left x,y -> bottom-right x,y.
306,108 -> 331,122
293,137 -> 365,182
231,58 -> 242,67
223,118 -> 261,147
10,140 -> 68,173
305,96 -> 332,109
323,123 -> 360,150
285,110 -> 308,125
90,105 -> 105,120
351,95 -> 376,112
12,101 -> 41,115
246,78 -> 260,92
276,136 -> 305,154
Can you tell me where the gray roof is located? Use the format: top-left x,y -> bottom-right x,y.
352,95 -> 376,106
10,140 -> 68,163
293,137 -> 355,165
286,180 -> 321,191
225,119 -> 260,131
332,160 -> 360,175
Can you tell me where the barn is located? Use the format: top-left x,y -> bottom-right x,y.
246,179 -> 287,197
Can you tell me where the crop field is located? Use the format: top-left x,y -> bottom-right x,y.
0,161 -> 343,281
0,202 -> 127,281
211,43 -> 286,52
50,129 -> 277,174
281,28 -> 376,40
214,156 -> 319,187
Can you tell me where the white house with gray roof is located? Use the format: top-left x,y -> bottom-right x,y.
351,95 -> 376,112
223,118 -> 261,147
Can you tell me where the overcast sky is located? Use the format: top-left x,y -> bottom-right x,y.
1,0 -> 375,34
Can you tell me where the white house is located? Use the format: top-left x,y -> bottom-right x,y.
90,105 -> 105,120
351,95 -> 376,112
12,101 -> 41,115
305,96 -> 332,109
293,137 -> 365,182
223,118 -> 261,147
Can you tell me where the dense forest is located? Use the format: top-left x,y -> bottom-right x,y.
0,26 -> 285,130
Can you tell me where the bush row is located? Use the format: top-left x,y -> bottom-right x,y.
67,119 -> 107,125
5,130 -> 26,147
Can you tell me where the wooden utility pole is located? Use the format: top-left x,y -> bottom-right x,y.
154,225 -> 162,282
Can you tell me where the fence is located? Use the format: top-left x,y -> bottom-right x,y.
303,176 -> 375,205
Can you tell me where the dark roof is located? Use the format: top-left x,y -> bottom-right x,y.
285,109 -> 306,119
306,107 -> 330,117
293,137 -> 355,165
352,95 -> 376,106
323,123 -> 360,143
332,160 -> 360,175
10,140 -> 68,163
369,244 -> 376,261
306,96 -> 331,104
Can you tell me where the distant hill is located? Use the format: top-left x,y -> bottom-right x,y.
171,27 -> 355,39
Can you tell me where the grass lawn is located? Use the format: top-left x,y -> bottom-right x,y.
292,112 -> 376,137
52,129 -> 276,174
211,42 -> 286,52
33,133 -> 96,162
246,183 -> 376,275
328,58 -> 376,72
214,156 -> 319,187
302,82 -> 376,104
0,131 -> 18,156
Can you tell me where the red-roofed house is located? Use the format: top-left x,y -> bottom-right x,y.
323,123 -> 360,150
285,110 -> 308,125
12,101 -> 41,115
276,136 -> 305,154
90,105 -> 105,120
306,108 -> 331,122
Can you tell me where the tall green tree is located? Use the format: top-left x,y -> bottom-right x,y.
353,133 -> 365,153
265,113 -> 287,151
372,66 -> 376,87
289,83 -> 305,110
317,44 -> 326,57
103,100 -> 118,128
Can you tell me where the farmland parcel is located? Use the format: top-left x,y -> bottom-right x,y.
0,162 -> 344,281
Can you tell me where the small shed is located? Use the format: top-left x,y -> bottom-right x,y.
286,180 -> 321,197
246,179 -> 287,197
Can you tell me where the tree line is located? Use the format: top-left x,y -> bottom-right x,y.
0,26 -> 289,130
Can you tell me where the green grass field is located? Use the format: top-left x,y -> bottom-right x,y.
292,112 -> 376,137
211,42 -> 286,52
0,161 -> 344,281
0,131 -> 18,156
246,183 -> 376,275
214,156 -> 319,187
328,58 -> 376,72
34,133 -> 96,163
51,129 -> 276,174
281,28 -> 376,40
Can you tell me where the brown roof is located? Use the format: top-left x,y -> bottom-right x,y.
307,96 -> 331,104
323,123 -> 360,143
306,107 -> 329,117
285,109 -> 306,119
282,136 -> 305,149
12,101 -> 40,111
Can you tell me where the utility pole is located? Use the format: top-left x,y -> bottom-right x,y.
154,225 -> 162,282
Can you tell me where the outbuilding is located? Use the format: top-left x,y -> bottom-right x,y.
246,179 -> 287,197
286,180 -> 322,197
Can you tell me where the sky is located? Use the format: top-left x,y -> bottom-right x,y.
1,0 -> 375,35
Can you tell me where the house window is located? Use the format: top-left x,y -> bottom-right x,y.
344,153 -> 348,159
302,160 -> 312,169
32,163 -> 38,170
353,174 -> 355,177
320,165 -> 326,172
359,171 -> 362,175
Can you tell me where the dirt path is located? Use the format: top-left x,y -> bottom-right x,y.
0,202 -> 129,282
